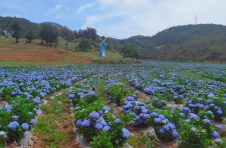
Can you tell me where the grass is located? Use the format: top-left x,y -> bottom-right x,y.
0,35 -> 132,65
180,70 -> 210,81
33,91 -> 73,148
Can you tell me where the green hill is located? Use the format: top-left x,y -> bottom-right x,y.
1,16 -> 226,62
109,24 -> 226,62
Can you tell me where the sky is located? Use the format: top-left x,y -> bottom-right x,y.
0,0 -> 226,39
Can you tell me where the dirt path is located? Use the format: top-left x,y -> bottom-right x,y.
32,90 -> 79,148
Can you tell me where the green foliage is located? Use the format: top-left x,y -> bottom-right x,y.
106,85 -> 129,105
78,38 -> 93,52
11,22 -> 22,43
25,31 -> 35,42
178,123 -> 212,148
77,27 -> 97,40
109,24 -> 226,62
40,24 -> 58,45
91,131 -> 114,148
122,44 -> 141,60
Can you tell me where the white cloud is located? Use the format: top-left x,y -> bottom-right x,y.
76,3 -> 95,14
55,4 -> 63,11
81,0 -> 226,39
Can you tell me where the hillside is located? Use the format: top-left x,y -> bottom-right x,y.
0,35 -> 130,65
109,24 -> 226,62
1,16 -> 226,62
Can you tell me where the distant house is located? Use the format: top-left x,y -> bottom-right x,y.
3,27 -> 13,38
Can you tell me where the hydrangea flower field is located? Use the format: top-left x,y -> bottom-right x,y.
0,62 -> 226,147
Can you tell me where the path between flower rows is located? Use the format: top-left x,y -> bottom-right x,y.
30,89 -> 79,148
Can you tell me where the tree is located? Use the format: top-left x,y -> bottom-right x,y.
61,27 -> 74,53
83,27 -> 97,40
11,22 -> 22,43
26,30 -> 37,43
78,38 -> 92,52
122,44 -> 141,61
40,24 -> 58,46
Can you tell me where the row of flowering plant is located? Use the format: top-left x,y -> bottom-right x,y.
68,78 -> 131,147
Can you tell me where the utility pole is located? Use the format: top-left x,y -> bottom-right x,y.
194,15 -> 198,24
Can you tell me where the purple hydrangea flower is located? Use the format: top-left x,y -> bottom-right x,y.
12,115 -> 19,120
214,138 -> 222,143
88,91 -> 95,96
33,97 -> 41,104
21,123 -> 29,131
68,94 -> 75,99
211,131 -> 219,138
103,126 -> 111,131
30,119 -> 36,125
154,118 -> 162,124
5,105 -> 12,112
81,119 -> 91,127
203,119 -> 211,124
8,121 -> 19,130
217,110 -> 222,115
172,130 -> 179,138
184,119 -> 190,123
179,113 -> 185,118
215,125 -> 222,130
150,112 -> 158,117
103,106 -> 110,111
190,113 -> 199,120
89,111 -> 100,119
159,128 -> 165,134
94,123 -> 103,130
127,96 -> 135,101
122,128 -> 130,139
114,119 -> 121,124
163,125 -> 170,131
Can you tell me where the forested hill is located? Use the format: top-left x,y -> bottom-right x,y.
1,16 -> 226,62
109,24 -> 226,61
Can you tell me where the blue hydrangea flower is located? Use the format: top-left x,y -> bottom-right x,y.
88,91 -> 95,96
103,126 -> 111,131
154,118 -> 162,124
5,105 -> 12,112
217,110 -> 222,115
122,128 -> 130,139
81,119 -> 91,127
89,111 -> 100,119
30,119 -> 36,125
214,138 -> 222,143
167,122 -> 175,129
159,128 -> 165,134
184,119 -> 190,123
215,125 -> 222,130
179,113 -> 185,118
163,125 -> 170,131
76,119 -> 82,126
94,123 -> 103,130
68,94 -> 75,99
203,119 -> 211,124
172,130 -> 179,138
12,115 -> 19,120
114,119 -> 121,124
150,112 -> 158,117
21,123 -> 29,131
127,96 -> 135,101
211,131 -> 219,138
189,113 -> 199,120
8,121 -> 19,130
33,97 -> 41,104
103,106 -> 110,111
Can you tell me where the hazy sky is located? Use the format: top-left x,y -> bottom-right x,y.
0,0 -> 225,39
